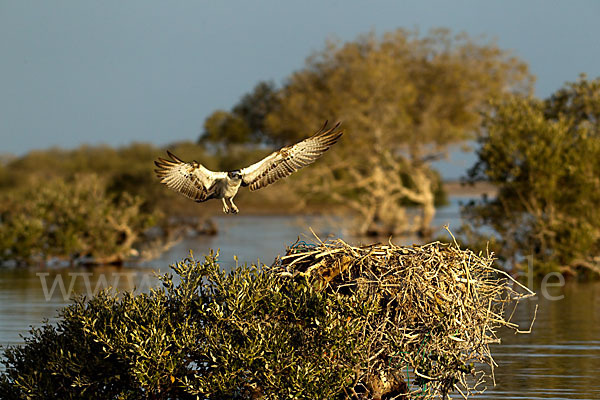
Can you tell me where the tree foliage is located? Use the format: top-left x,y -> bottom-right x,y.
0,174 -> 156,265
1,238 -> 532,399
0,253 -> 378,399
263,28 -> 533,236
464,75 -> 600,277
200,81 -> 279,147
0,142 -> 220,214
201,110 -> 252,148
232,81 -> 279,143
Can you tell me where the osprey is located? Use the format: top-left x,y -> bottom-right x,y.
154,121 -> 343,214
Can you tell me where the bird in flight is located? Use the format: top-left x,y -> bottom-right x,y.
154,121 -> 343,214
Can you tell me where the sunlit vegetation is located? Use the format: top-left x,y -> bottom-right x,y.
0,143 -> 215,265
0,142 -> 214,215
0,140 -> 335,266
0,254 -> 373,399
202,28 -> 533,236
0,236 -> 531,399
2,25 -> 597,281
463,75 -> 600,278
0,174 -> 155,265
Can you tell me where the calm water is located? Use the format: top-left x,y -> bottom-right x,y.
1,199 -> 599,398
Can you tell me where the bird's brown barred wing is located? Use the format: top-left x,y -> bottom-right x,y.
154,151 -> 224,202
240,121 -> 343,191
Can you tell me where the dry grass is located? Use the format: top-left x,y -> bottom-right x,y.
272,229 -> 536,399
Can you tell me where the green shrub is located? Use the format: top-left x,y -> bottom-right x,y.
1,239 -> 533,399
0,253 -> 378,399
0,174 -> 156,265
463,75 -> 600,277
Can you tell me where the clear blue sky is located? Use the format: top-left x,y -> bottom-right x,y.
1,0 -> 599,177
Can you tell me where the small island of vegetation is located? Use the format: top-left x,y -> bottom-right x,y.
0,236 -> 534,399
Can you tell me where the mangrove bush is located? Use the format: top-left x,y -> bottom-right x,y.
1,237 -> 533,399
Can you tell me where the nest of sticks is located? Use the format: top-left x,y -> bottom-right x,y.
272,232 -> 536,399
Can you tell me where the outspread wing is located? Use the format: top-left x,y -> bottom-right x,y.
154,151 -> 225,202
240,121 -> 343,191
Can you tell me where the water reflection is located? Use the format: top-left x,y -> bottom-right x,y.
0,265 -> 163,347
481,282 -> 600,399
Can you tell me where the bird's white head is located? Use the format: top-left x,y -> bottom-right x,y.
228,170 -> 242,180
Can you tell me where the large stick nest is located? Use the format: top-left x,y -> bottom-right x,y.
272,233 -> 536,399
